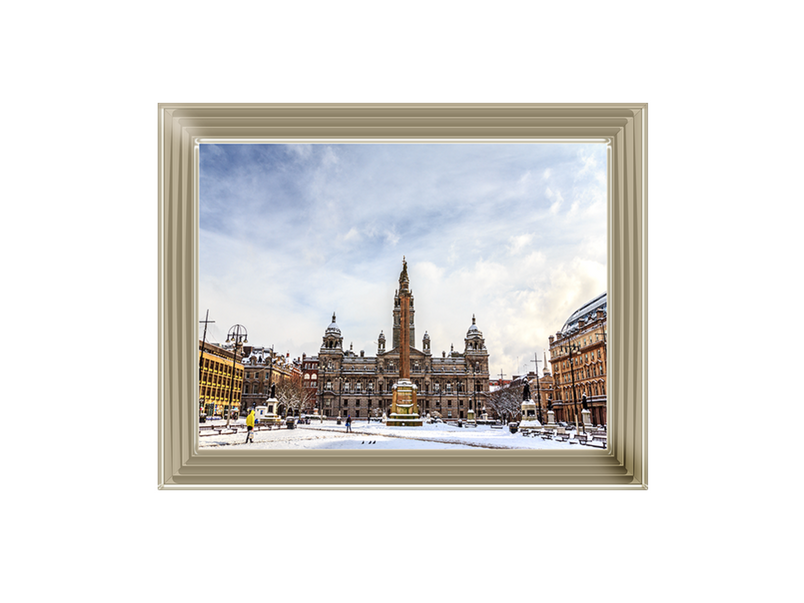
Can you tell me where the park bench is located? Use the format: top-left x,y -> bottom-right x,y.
490,425 -> 504,430
581,436 -> 606,448
555,433 -> 570,442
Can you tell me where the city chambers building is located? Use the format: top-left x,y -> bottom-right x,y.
316,262 -> 490,420
548,292 -> 608,427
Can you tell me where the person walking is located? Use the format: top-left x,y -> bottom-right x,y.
245,408 -> 255,443
345,414 -> 352,433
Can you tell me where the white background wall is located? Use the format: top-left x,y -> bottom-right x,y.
3,2 -> 800,602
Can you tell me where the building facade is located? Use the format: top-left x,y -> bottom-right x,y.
239,346 -> 302,414
548,292 -> 607,426
521,356 -> 556,423
198,341 -> 244,418
317,265 -> 491,420
532,359 -> 555,419
301,354 -> 319,411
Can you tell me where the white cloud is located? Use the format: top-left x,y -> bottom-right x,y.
384,228 -> 400,246
546,187 -> 565,214
287,144 -> 313,160
200,142 -> 607,375
507,233 -> 533,255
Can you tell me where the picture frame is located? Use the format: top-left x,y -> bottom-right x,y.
158,103 -> 647,489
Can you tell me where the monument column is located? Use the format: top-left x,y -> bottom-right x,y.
387,257 -> 422,426
399,259 -> 411,380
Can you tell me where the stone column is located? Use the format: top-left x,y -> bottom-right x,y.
388,258 -> 422,426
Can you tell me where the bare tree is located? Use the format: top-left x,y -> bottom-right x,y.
275,374 -> 317,417
483,384 -> 523,424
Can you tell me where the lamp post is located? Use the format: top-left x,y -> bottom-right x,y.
438,378 -> 443,418
267,344 -> 275,405
225,324 -> 247,427
199,309 -> 214,420
602,330 -> 607,428
337,364 -> 343,420
530,353 -> 543,424
472,364 -> 477,424
566,342 -> 581,433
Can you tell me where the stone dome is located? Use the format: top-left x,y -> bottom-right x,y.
466,315 -> 483,338
560,293 -> 607,335
325,312 -> 341,336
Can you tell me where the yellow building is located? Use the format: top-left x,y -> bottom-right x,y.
199,341 -> 244,418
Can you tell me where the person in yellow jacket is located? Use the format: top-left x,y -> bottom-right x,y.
245,408 -> 255,443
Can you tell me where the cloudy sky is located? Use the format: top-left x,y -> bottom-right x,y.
199,142 -> 607,378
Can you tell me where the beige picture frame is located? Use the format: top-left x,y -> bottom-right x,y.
158,103 -> 647,489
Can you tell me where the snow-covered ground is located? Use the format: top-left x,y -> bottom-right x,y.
198,418 -> 598,450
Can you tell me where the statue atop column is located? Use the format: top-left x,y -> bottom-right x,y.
387,257 -> 422,426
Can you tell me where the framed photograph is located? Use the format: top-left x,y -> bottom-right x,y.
158,103 -> 647,489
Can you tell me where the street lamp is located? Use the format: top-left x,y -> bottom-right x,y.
566,342 -> 582,434
225,324 -> 247,427
367,379 -> 373,423
471,365 -> 477,420
337,364 -> 343,421
534,367 -> 543,425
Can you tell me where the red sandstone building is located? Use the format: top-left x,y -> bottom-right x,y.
548,292 -> 607,427
317,261 -> 490,420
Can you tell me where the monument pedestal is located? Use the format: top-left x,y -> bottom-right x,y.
581,409 -> 594,432
519,399 -> 542,428
386,379 -> 422,427
545,410 -> 557,430
255,397 -> 282,426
